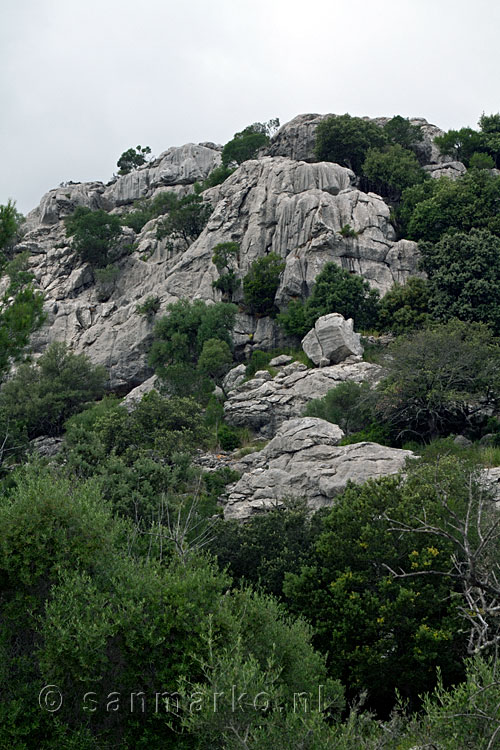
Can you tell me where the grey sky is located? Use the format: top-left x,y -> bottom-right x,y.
2,0 -> 500,214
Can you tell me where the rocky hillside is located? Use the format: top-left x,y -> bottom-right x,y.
10,113 -> 456,391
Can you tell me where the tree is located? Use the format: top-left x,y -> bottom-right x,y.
375,320 -> 500,441
278,262 -> 380,337
434,127 -> 487,166
148,299 -> 236,397
304,381 -> 375,435
156,192 -> 212,249
0,199 -> 23,252
400,168 -> 500,243
420,229 -> 500,334
314,114 -> 387,173
377,276 -> 431,334
242,252 -> 285,315
284,460 -> 466,715
211,241 -> 240,301
197,338 -> 233,394
221,119 -> 279,167
0,342 -> 107,440
116,144 -> 151,175
383,115 -> 423,150
362,144 -> 427,197
65,206 -> 122,267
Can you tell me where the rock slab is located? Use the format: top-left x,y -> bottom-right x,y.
301,313 -> 363,365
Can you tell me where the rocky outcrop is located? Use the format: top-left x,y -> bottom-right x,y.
268,114 -> 446,165
224,360 -> 381,437
301,313 -> 363,366
15,149 -> 419,390
424,161 -> 467,180
224,417 -> 415,520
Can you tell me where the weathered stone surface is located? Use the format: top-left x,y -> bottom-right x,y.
268,354 -> 293,367
14,129 -> 423,391
224,417 -> 414,520
122,375 -> 159,411
301,313 -> 363,365
268,114 -> 445,166
103,143 -> 221,206
29,436 -> 64,458
424,161 -> 467,180
222,364 -> 247,394
224,359 -> 381,437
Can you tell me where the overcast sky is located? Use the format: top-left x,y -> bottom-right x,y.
2,0 -> 500,214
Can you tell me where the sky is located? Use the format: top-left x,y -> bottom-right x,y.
2,0 -> 500,215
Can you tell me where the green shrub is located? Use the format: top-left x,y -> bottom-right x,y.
156,192 -> 212,249
65,207 -> 122,268
116,144 -> 151,175
217,423 -> 240,451
278,262 -> 380,336
211,241 -> 240,300
201,164 -> 236,190
221,120 -> 278,166
136,295 -> 160,317
242,252 -> 285,315
304,381 -> 376,436
378,276 -> 431,334
0,342 -> 107,439
121,191 -> 178,233
383,115 -> 423,149
315,114 -> 387,173
362,144 -> 427,196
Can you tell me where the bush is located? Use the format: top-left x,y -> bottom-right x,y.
278,262 -> 380,337
377,276 -> 431,334
221,120 -> 278,166
116,144 -> 151,175
149,299 -> 236,397
242,253 -> 285,315
304,381 -> 376,436
211,241 -> 240,301
375,320 -> 500,442
65,207 -> 122,268
121,191 -> 178,233
383,115 -> 423,149
420,228 -> 500,333
217,423 -> 240,451
362,144 -> 427,196
315,114 -> 387,173
201,164 -> 236,190
156,192 -> 212,249
0,342 -> 107,439
136,295 -> 160,317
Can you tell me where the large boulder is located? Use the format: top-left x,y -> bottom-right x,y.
301,313 -> 363,365
224,417 -> 415,520
224,359 -> 381,437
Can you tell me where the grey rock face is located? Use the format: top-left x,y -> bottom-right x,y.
424,161 -> 467,180
268,113 -> 445,166
222,364 -> 247,394
224,417 -> 414,520
301,313 -> 363,365
122,375 -> 159,411
224,359 -> 381,437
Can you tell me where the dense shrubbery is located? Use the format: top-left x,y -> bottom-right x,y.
221,119 -> 279,166
315,114 -> 387,172
377,276 -> 431,334
149,299 -> 236,397
362,143 -> 427,196
65,206 -> 122,267
242,252 -> 285,315
278,262 -> 380,336
121,190 -> 179,233
116,144 -> 151,175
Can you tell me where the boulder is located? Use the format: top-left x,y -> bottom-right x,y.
301,313 -> 363,365
424,161 -> 467,181
222,364 -> 247,394
224,359 -> 381,437
122,375 -> 159,412
224,417 -> 415,520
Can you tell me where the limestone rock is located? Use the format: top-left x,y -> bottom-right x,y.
224,417 -> 414,520
224,359 -> 381,437
222,364 -> 247,394
122,375 -> 159,411
424,161 -> 467,180
301,313 -> 363,365
268,354 -> 293,367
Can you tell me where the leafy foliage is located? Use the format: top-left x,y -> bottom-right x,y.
0,342 -> 107,440
315,114 -> 387,173
375,320 -> 500,441
362,144 -> 427,196
221,119 -> 279,167
382,115 -> 423,149
65,206 -> 122,267
201,163 -> 236,190
0,199 -> 23,252
420,228 -> 500,333
156,192 -> 212,249
278,262 -> 380,336
377,276 -> 431,334
149,299 -> 236,396
304,381 -> 376,436
211,241 -> 240,300
242,252 -> 285,315
116,144 -> 151,175
121,190 -> 178,233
